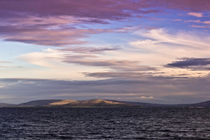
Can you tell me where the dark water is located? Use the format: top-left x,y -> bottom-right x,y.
0,108 -> 210,140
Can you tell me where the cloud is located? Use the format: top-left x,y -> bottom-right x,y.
188,12 -> 203,17
191,25 -> 210,29
21,46 -> 156,75
85,71 -> 157,79
1,76 -> 210,104
0,0 -> 154,21
18,28 -> 210,80
166,58 -> 210,71
0,25 -> 110,46
0,60 -> 11,64
147,0 -> 210,12
139,96 -> 154,99
20,48 -> 64,68
0,83 -> 6,88
132,29 -> 210,49
61,47 -> 159,73
60,47 -> 119,54
0,0 -> 158,46
129,28 -> 210,77
1,0 -> 208,21
1,0 -> 209,47
203,21 -> 210,25
184,20 -> 210,29
64,58 -> 143,71
20,48 -> 130,80
185,20 -> 210,24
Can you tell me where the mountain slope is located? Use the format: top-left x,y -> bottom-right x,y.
50,99 -> 129,107
16,99 -> 210,108
50,99 -> 79,106
18,99 -> 133,107
19,99 -> 62,107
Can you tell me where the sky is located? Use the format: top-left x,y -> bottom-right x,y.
0,0 -> 210,104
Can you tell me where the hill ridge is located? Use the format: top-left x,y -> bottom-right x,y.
1,99 -> 210,108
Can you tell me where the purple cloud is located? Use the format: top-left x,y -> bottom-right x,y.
0,0 -> 154,20
147,0 -> 210,12
60,47 -> 119,54
166,58 -> 210,70
0,0 -> 209,46
1,76 -> 210,104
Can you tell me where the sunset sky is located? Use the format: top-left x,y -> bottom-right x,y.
0,0 -> 210,104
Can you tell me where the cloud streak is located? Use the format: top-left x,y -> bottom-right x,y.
1,0 -> 209,47
1,77 -> 210,104
0,26 -> 107,46
188,12 -> 203,17
166,58 -> 210,71
0,0 -> 157,46
0,0 -> 153,21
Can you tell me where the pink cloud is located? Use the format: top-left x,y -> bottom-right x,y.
191,25 -> 210,29
1,27 -> 110,46
184,20 -> 210,29
0,0 -> 158,47
203,21 -> 210,25
184,20 -> 201,23
0,0 -> 209,47
0,0 -> 153,21
188,12 -> 203,17
60,47 -> 119,54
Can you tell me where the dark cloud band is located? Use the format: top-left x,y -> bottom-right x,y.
166,58 -> 210,70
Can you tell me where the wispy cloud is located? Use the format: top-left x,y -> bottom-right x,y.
188,12 -> 203,18
0,0 -> 157,47
1,0 -> 209,47
0,77 -> 210,104
0,0 -> 154,21
0,25 -> 111,46
60,47 -> 119,54
130,28 -> 210,77
18,28 -> 210,80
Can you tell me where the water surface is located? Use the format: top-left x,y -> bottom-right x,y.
0,108 -> 210,139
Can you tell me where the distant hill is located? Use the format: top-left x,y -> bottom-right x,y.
15,99 -> 196,108
49,99 -> 131,107
1,99 -> 210,108
18,99 -> 62,107
17,99 -> 138,107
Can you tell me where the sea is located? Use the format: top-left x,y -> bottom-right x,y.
0,108 -> 210,140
